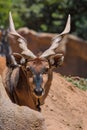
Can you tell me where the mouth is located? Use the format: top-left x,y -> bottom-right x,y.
33,91 -> 45,98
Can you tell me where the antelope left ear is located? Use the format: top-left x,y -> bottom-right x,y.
13,53 -> 26,65
48,54 -> 64,67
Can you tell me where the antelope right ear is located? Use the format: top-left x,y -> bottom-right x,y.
48,54 -> 64,68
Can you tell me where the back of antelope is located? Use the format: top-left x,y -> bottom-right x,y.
3,12 -> 71,111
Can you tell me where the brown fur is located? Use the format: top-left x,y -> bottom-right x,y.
0,76 -> 46,130
3,60 -> 53,111
3,12 -> 69,111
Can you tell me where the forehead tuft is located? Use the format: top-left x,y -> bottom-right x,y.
34,58 -> 43,64
27,58 -> 48,65
26,58 -> 49,72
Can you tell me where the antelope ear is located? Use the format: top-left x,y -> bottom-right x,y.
13,53 -> 26,65
48,54 -> 64,67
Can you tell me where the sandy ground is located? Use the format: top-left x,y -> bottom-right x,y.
41,73 -> 87,130
0,57 -> 87,130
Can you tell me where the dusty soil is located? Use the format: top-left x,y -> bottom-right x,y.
0,57 -> 87,130
42,73 -> 87,130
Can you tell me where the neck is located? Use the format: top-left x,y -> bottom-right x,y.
18,67 -> 40,110
0,76 -> 11,104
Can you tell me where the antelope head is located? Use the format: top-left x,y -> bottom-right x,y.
9,12 -> 71,98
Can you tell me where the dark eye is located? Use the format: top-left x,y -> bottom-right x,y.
26,66 -> 33,76
43,68 -> 49,74
26,66 -> 30,71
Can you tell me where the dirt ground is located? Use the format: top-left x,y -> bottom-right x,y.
0,57 -> 87,130
41,73 -> 87,130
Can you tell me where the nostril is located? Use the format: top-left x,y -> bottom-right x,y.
34,88 -> 43,96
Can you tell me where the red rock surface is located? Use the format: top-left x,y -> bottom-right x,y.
0,57 -> 6,76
